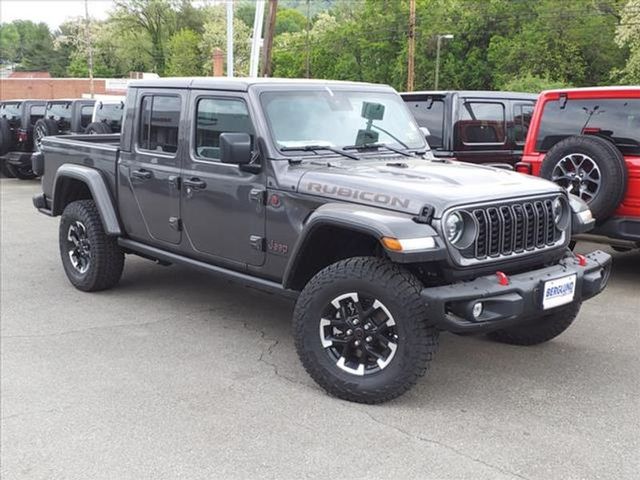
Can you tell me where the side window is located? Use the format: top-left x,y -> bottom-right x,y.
29,105 -> 45,125
80,105 -> 93,129
194,97 -> 253,160
457,102 -> 506,145
513,103 -> 534,144
405,99 -> 445,149
138,95 -> 180,154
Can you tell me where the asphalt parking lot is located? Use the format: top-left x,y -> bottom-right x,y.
1,178 -> 638,480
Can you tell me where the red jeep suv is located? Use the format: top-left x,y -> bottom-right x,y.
518,87 -> 640,249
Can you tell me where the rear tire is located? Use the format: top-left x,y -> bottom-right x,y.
487,302 -> 581,346
293,257 -> 439,404
1,162 -> 16,178
33,118 -> 59,153
59,200 -> 124,292
12,165 -> 38,180
540,135 -> 627,221
85,122 -> 112,134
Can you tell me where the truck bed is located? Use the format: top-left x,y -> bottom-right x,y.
40,134 -> 121,201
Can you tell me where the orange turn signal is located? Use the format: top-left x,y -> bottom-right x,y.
381,237 -> 403,251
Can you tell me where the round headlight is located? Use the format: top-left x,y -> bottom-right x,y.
552,197 -> 570,230
552,197 -> 563,224
445,212 -> 464,244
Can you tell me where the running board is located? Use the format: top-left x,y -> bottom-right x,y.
118,238 -> 298,298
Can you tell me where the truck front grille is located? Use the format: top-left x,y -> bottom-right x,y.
458,197 -> 564,262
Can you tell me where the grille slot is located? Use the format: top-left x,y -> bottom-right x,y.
459,197 -> 563,261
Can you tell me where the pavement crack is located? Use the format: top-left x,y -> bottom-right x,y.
243,322 -> 308,388
358,410 -> 531,480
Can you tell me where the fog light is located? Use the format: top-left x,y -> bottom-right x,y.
472,302 -> 483,319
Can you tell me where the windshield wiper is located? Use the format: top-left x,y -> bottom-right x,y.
343,142 -> 413,157
280,145 -> 360,161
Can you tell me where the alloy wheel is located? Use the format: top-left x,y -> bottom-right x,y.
551,153 -> 602,203
319,292 -> 399,376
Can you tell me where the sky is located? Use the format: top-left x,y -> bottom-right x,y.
0,0 -> 116,30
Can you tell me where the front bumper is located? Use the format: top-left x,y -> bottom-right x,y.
421,250 -> 611,334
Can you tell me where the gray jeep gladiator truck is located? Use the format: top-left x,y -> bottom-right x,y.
32,78 -> 611,403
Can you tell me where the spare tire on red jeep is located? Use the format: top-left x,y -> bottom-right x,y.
540,135 -> 627,221
33,118 -> 59,153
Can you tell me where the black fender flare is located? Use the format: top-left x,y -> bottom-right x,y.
52,164 -> 122,235
282,203 -> 446,289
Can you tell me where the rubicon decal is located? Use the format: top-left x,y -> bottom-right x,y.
306,182 -> 410,209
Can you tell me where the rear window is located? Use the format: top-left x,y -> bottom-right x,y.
456,102 -> 506,145
0,102 -> 21,118
405,98 -> 445,148
536,98 -> 640,155
46,102 -> 72,120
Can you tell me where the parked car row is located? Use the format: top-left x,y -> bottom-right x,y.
0,96 -> 124,179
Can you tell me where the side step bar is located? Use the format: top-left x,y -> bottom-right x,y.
118,238 -> 299,299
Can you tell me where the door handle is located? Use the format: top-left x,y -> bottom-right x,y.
131,169 -> 152,180
183,178 -> 207,190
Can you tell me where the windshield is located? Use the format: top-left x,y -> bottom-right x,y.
260,89 -> 426,154
0,102 -> 21,119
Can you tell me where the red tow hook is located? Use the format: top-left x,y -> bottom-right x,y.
575,254 -> 587,267
496,271 -> 509,286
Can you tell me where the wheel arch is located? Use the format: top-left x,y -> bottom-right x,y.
282,203 -> 443,291
52,164 -> 121,235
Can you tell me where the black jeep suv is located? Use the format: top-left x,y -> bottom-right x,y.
0,99 -> 46,179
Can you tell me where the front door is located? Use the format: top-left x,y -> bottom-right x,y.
180,92 -> 266,267
118,92 -> 183,245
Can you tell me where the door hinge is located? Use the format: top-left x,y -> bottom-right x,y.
249,235 -> 266,251
249,188 -> 267,205
169,216 -> 182,231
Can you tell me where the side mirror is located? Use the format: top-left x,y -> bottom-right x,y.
420,126 -> 431,138
98,101 -> 104,109
220,132 -> 252,165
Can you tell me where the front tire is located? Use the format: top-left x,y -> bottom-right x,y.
293,257 -> 439,404
487,302 -> 581,346
59,200 -> 124,292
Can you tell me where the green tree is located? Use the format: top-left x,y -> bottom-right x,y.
615,0 -> 640,83
165,29 -> 204,76
0,23 -> 20,62
112,0 -> 180,74
275,8 -> 308,35
201,5 -> 252,76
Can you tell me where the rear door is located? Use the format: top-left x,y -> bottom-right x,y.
453,99 -> 512,165
118,90 -> 184,245
179,90 -> 266,267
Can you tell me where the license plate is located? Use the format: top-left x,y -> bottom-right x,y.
542,274 -> 577,310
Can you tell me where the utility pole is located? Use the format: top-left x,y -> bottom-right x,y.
226,0 -> 234,77
261,0 -> 278,77
305,0 -> 310,78
434,34 -> 453,90
249,0 -> 266,77
84,0 -> 94,98
407,0 -> 416,92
